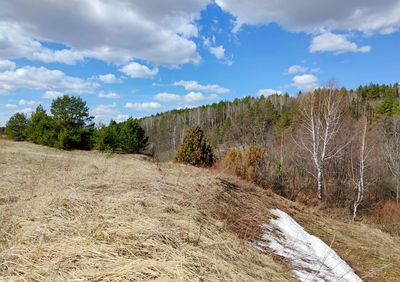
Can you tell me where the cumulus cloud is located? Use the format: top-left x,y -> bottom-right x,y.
215,0 -> 400,34
0,59 -> 16,71
5,103 -> 17,109
173,80 -> 230,94
0,1 -> 206,66
257,89 -> 282,97
15,107 -> 34,114
98,91 -> 121,99
292,74 -> 318,90
209,45 -> 225,59
287,65 -> 308,74
309,32 -> 371,54
0,66 -> 98,94
154,92 -> 182,103
91,103 -> 129,124
183,91 -> 206,102
18,99 -> 41,106
43,90 -> 63,99
119,62 -> 159,79
98,74 -> 122,84
124,102 -> 163,111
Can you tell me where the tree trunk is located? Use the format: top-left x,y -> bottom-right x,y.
317,165 -> 323,203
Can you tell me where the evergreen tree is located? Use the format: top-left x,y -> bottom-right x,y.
174,125 -> 214,167
5,112 -> 28,141
119,118 -> 148,153
50,95 -> 94,149
26,105 -> 57,146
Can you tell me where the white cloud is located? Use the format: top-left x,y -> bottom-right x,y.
98,91 -> 121,99
98,74 -> 122,84
309,32 -> 371,54
287,65 -> 308,74
18,99 -> 41,106
209,45 -> 225,59
292,74 -> 318,91
15,107 -> 34,114
0,59 -> 16,71
154,92 -> 182,103
257,89 -> 282,97
43,90 -> 63,99
173,80 -> 230,94
184,91 -> 206,102
91,103 -> 128,124
215,0 -> 400,34
5,103 -> 17,109
0,1 -> 206,66
0,66 -> 98,94
124,102 -> 163,111
119,62 -> 159,79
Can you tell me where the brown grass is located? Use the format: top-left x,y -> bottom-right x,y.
0,140 -> 291,281
1,139 -> 400,281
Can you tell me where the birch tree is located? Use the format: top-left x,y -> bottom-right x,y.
295,87 -> 346,203
351,117 -> 372,220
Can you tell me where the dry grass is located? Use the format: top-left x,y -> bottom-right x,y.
1,140 -> 400,281
0,140 -> 291,281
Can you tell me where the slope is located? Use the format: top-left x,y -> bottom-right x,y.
0,139 -> 399,281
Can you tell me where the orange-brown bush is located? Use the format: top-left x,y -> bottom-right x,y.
221,146 -> 266,185
221,148 -> 244,177
174,125 -> 215,167
372,200 -> 400,235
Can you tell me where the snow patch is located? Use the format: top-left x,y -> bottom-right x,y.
253,209 -> 363,282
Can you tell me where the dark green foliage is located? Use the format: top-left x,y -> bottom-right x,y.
94,118 -> 148,153
174,125 -> 214,167
119,118 -> 148,153
26,105 -> 57,146
51,95 -> 94,150
5,112 -> 28,141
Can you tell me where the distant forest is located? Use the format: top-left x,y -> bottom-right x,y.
141,83 -> 400,223
3,83 -> 400,224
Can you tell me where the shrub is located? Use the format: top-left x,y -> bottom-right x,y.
221,148 -> 244,177
243,146 -> 266,182
5,112 -> 28,141
221,146 -> 267,185
174,125 -> 215,167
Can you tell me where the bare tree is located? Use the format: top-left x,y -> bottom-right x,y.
382,117 -> 400,204
350,117 -> 373,220
294,87 -> 347,203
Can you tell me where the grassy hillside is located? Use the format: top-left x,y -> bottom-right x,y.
1,140 -> 399,281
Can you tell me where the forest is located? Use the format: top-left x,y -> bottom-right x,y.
3,83 -> 400,227
141,83 -> 400,225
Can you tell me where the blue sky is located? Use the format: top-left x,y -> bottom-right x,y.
0,0 -> 399,125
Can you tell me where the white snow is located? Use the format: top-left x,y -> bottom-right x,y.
253,209 -> 363,282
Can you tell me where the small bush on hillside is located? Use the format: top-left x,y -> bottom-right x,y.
5,112 -> 28,141
221,146 -> 267,185
221,148 -> 244,177
174,125 -> 215,167
243,146 -> 266,182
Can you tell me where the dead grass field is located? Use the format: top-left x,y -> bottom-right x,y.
0,139 -> 399,281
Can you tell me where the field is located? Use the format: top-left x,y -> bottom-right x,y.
1,139 -> 400,281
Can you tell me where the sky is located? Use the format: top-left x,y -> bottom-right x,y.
0,0 -> 399,125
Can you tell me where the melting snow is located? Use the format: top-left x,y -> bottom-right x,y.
253,209 -> 363,282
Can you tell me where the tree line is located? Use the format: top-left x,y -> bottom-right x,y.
4,95 -> 148,153
141,82 -> 400,223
